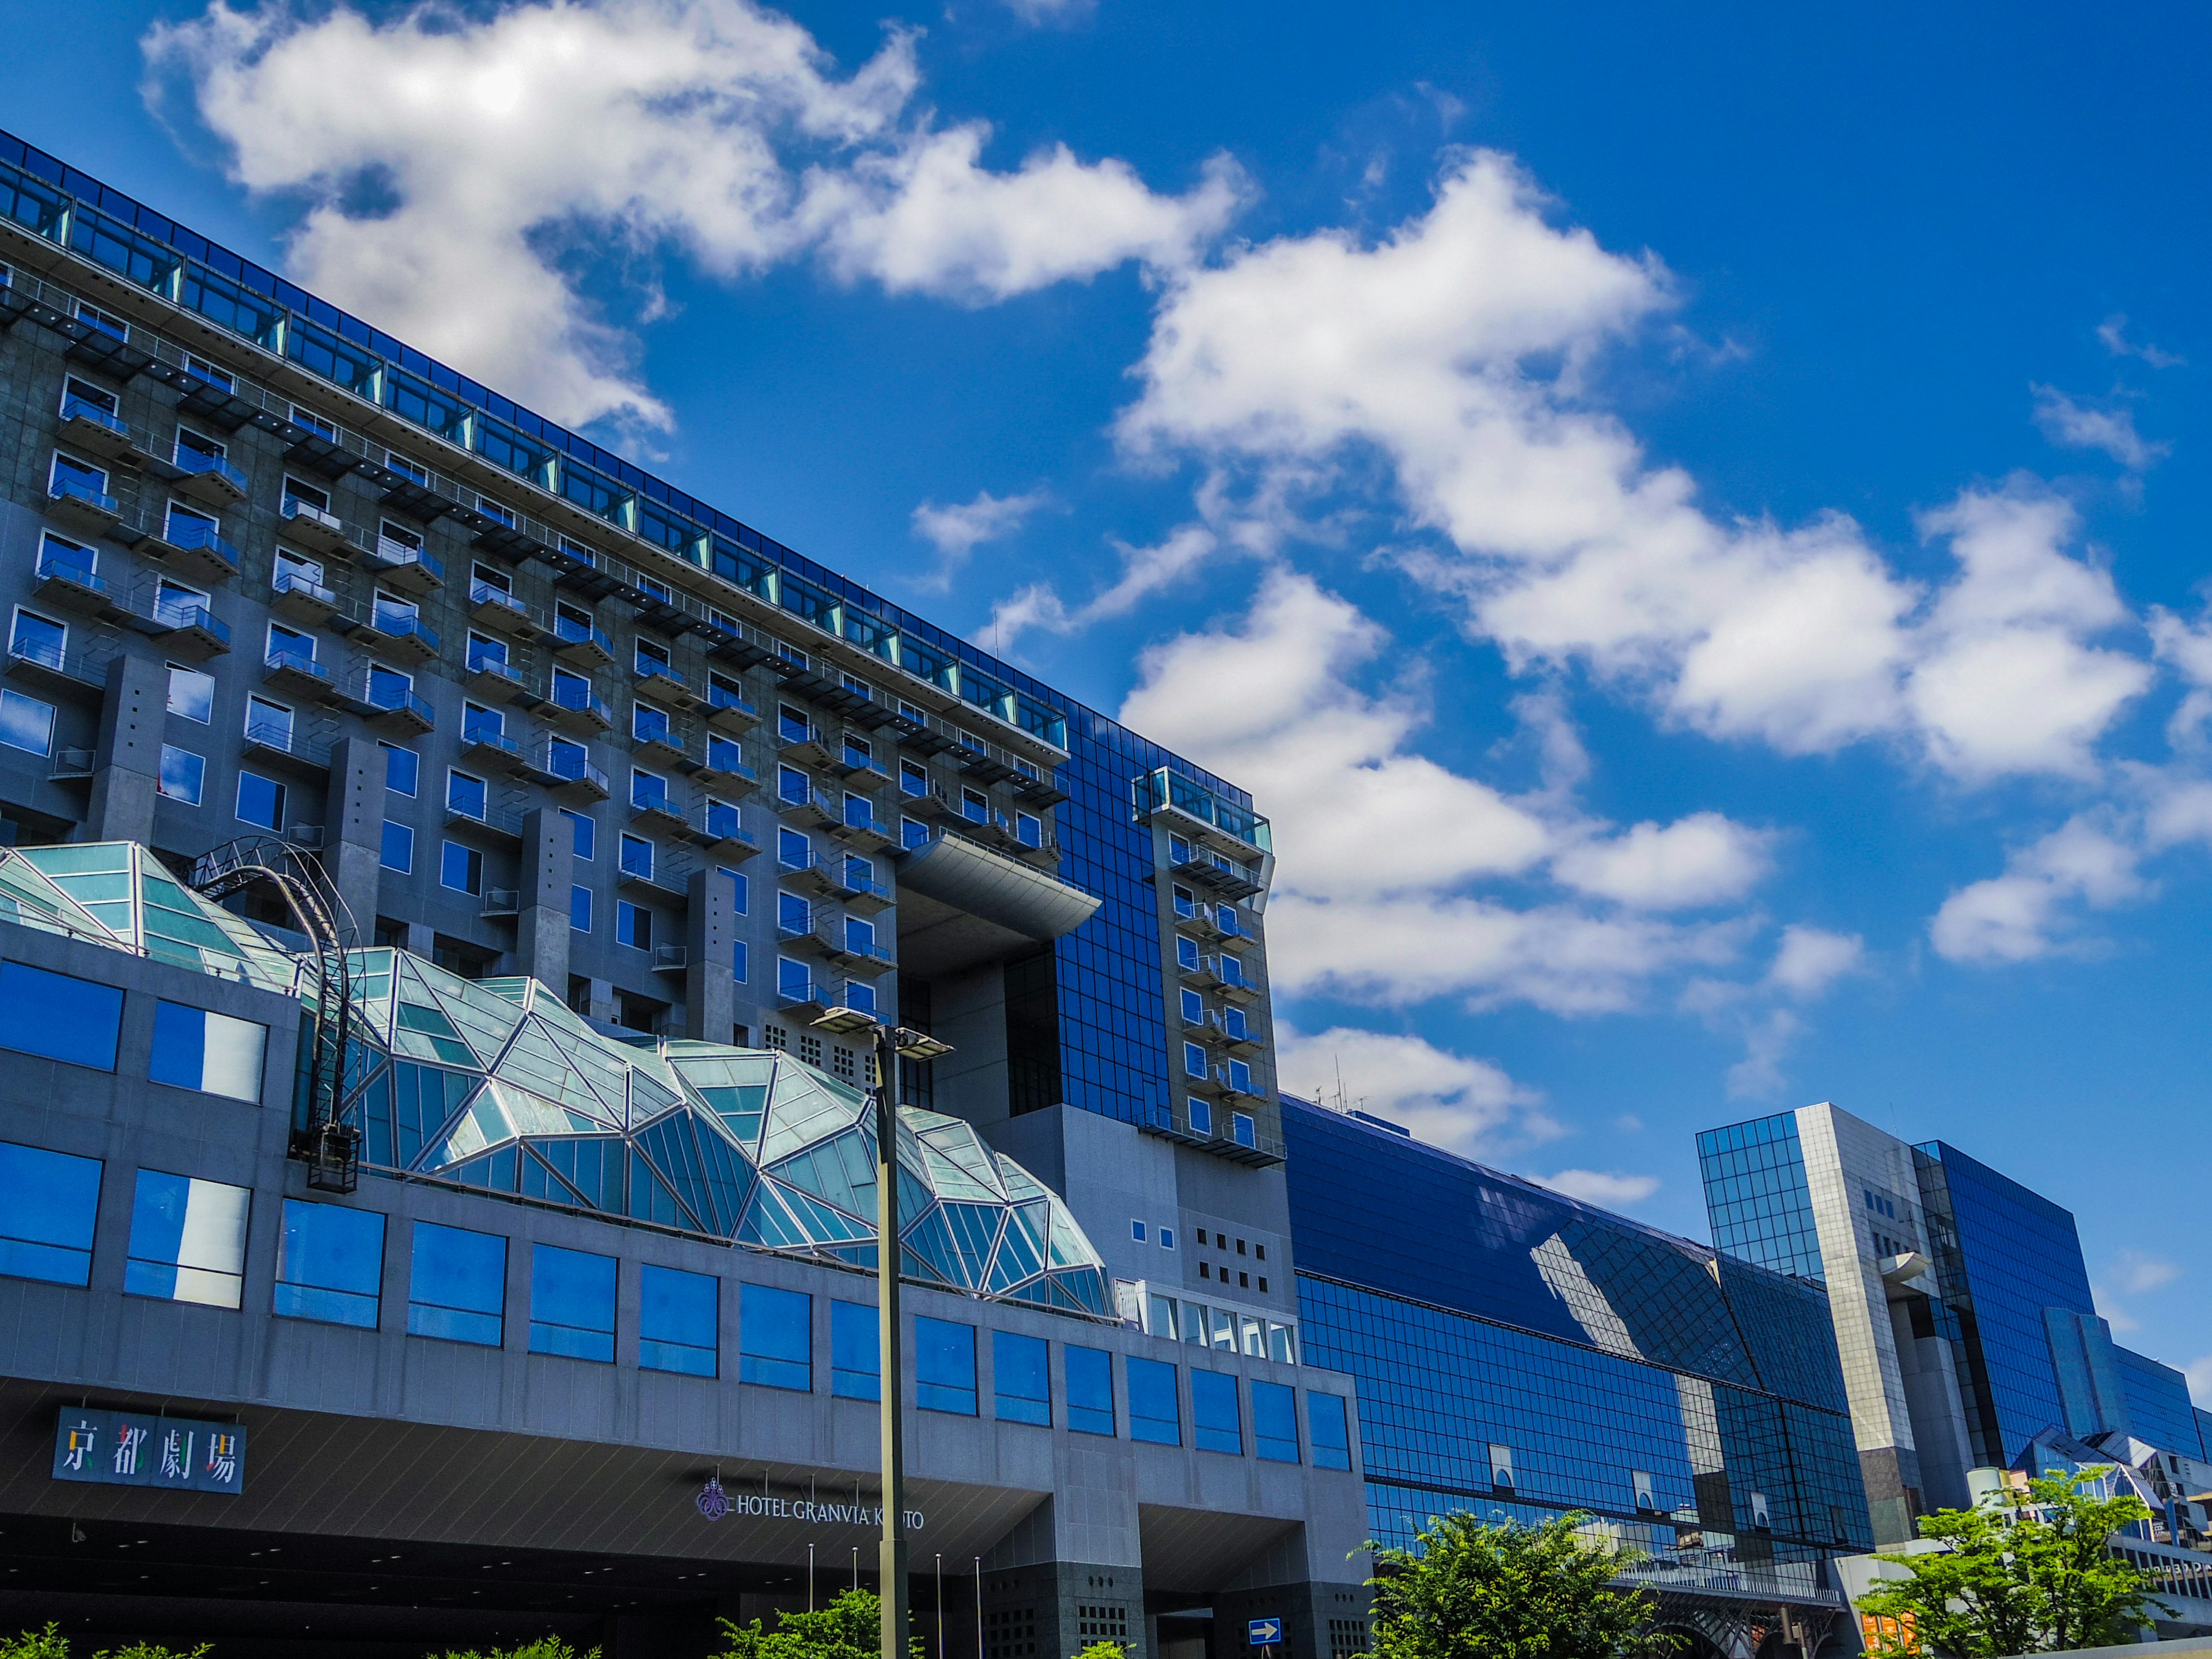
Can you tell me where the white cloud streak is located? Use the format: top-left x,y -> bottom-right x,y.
146,0 -> 1237,429
910,487 -> 1051,586
1533,1169 -> 1660,1209
2032,385 -> 2169,472
2097,314 -> 2184,369
1274,1025 -> 1552,1156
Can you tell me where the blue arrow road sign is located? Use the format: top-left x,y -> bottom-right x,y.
1249,1618 -> 1283,1647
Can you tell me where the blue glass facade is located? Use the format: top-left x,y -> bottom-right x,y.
2115,1347 -> 2209,1460
1285,1099 -> 1872,1563
1696,1114 -> 1824,1285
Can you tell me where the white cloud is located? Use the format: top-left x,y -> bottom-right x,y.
1767,925 -> 1864,998
2108,1251 -> 2180,1296
2187,1356 -> 2212,1406
146,0 -> 1232,429
1115,154 -> 2154,783
1551,813 -> 1771,910
2032,385 -> 2169,472
1275,1025 -> 1549,1155
1929,813 -> 2147,963
1533,1169 -> 1660,1209
2097,314 -> 2184,369
910,487 -> 1051,586
988,522 -> 1220,647
2149,599 -> 2212,748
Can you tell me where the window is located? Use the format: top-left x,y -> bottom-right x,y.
274,1199 -> 384,1328
149,1002 -> 267,1102
778,765 -> 809,806
0,688 -> 55,757
637,638 -> 671,674
899,759 -> 928,797
1253,1381 -> 1299,1463
184,354 -> 232,390
1309,1392 -> 1353,1471
994,1331 -> 1050,1426
126,1171 -> 249,1309
446,769 -> 487,820
631,767 -> 668,812
562,808 -> 595,860
291,407 -> 338,440
620,834 -> 653,881
0,1140 -> 102,1287
1132,1219 -> 1148,1243
10,607 -> 66,669
61,376 -> 118,418
706,735 -> 747,775
738,1282 -> 811,1389
441,840 -> 483,896
1057,1344 -> 1114,1435
382,742 -> 419,796
1189,1099 -> 1213,1135
236,770 -> 286,831
530,1244 -> 616,1362
1176,937 -> 1200,971
832,1299 -> 880,1400
1222,1006 -> 1248,1041
77,302 -> 127,340
617,901 -> 651,950
408,1222 -> 506,1346
639,1264 -> 718,1376
778,828 -> 809,869
266,623 -> 316,668
1128,1357 -> 1181,1445
1490,1443 -> 1514,1490
0,960 -> 123,1071
388,450 -> 429,484
1192,1370 -> 1242,1455
1220,952 -> 1245,987
778,892 -> 811,937
1180,988 -> 1203,1023
381,821 -> 415,874
724,868 -> 750,915
158,745 -> 205,806
48,452 -> 108,503
916,1316 -> 977,1415
1159,1228 -> 1175,1251
463,702 -> 503,744
1016,811 -> 1042,849
902,817 -> 930,851
1183,1042 -> 1209,1080
961,787 -> 988,822
778,956 -> 812,1002
1232,1112 -> 1257,1149
634,702 -> 669,745
571,885 -> 593,933
778,703 -> 809,742
842,792 -> 875,832
367,664 -> 416,713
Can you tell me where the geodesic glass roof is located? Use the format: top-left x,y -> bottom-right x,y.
340,955 -> 1112,1315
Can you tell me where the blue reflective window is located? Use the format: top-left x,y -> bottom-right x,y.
441,840 -> 482,895
236,770 -> 286,831
778,891 -> 810,935
1192,1369 -> 1241,1454
640,1263 -> 718,1376
0,1139 -> 101,1286
274,1198 -> 384,1328
530,1244 -> 616,1362
126,1170 -> 249,1308
832,1298 -> 880,1400
1128,1357 -> 1180,1445
381,820 -> 414,873
408,1221 -> 506,1346
0,960 -> 123,1071
1067,1345 -> 1115,1435
570,884 -> 592,933
1253,1380 -> 1299,1463
778,828 -> 809,868
994,1330 -> 1050,1426
1308,1391 -> 1352,1471
740,1281 -> 811,1389
149,1001 -> 267,1102
562,807 -> 596,860
382,742 -> 419,796
916,1316 -> 977,1415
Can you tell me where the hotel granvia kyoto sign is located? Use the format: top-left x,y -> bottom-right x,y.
54,1408 -> 245,1495
696,1474 -> 921,1530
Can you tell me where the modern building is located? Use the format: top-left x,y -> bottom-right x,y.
1281,1097 -> 1875,1659
0,123 -> 1343,1659
1699,1103 -> 2211,1549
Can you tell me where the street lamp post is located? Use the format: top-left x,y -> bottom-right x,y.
813,1002 -> 953,1659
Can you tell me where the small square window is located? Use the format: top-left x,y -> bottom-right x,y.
441,841 -> 483,896
1131,1219 -> 1147,1243
1160,1228 -> 1176,1250
446,770 -> 487,820
236,771 -> 286,831
158,746 -> 205,806
571,885 -> 593,933
166,663 -> 214,724
617,900 -> 651,950
380,820 -> 414,873
562,808 -> 595,860
381,742 -> 419,796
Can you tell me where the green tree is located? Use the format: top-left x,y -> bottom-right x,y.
715,1588 -> 925,1659
1363,1510 -> 1683,1659
1857,1468 -> 2173,1656
1070,1644 -> 1126,1659
435,1641 -> 599,1659
0,1628 -> 210,1659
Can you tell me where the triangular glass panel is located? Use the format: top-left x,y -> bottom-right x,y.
768,1177 -> 872,1244
770,1128 -> 874,1221
940,1201 -> 1003,1290
535,1135 -> 625,1211
627,1149 -> 695,1230
987,1201 -> 1048,1293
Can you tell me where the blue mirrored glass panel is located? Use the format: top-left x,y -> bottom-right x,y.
529,1244 -> 616,1362
149,1001 -> 268,1102
0,1139 -> 101,1286
1128,1356 -> 1180,1446
994,1330 -> 1050,1426
1253,1380 -> 1299,1463
740,1282 -> 811,1390
126,1170 -> 249,1309
916,1316 -> 977,1415
274,1198 -> 384,1328
0,960 -> 123,1071
408,1221 -> 506,1346
1192,1369 -> 1241,1455
1307,1390 -> 1351,1471
1066,1346 -> 1115,1435
832,1298 -> 880,1400
640,1263 -> 718,1377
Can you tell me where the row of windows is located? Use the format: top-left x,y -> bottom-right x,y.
0,1138 -> 1351,1465
0,960 -> 267,1099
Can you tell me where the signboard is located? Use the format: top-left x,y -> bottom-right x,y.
1248,1618 -> 1283,1648
695,1475 -> 922,1529
53,1409 -> 244,1496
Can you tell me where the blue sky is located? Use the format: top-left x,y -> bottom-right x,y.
9,1 -> 2207,1395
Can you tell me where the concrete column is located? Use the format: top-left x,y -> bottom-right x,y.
515,806 -> 570,994
322,735 -> 384,944
685,866 -> 735,1044
85,653 -> 166,844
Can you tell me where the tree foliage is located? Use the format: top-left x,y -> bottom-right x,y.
0,1628 -> 210,1659
435,1641 -> 599,1659
716,1589 -> 925,1659
1365,1510 -> 1683,1659
1070,1644 -> 1126,1659
1857,1468 -> 2173,1656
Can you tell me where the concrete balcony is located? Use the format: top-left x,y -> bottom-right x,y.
361,535 -> 444,594
468,579 -> 542,640
279,498 -> 353,556
44,479 -> 121,537
169,444 -> 250,509
269,570 -> 340,627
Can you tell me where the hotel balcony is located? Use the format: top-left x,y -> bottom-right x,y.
460,721 -> 525,775
463,650 -> 530,701
552,615 -> 615,668
688,741 -> 757,794
138,592 -> 231,658
338,607 -> 440,668
774,721 -> 838,771
361,534 -> 444,593
618,848 -> 691,906
241,715 -> 333,780
1137,765 -> 1274,860
279,497 -> 353,556
628,785 -> 690,838
45,478 -> 121,537
262,649 -> 341,702
831,797 -> 897,854
168,442 -> 249,509
775,784 -> 843,832
520,741 -> 609,801
269,569 -> 339,627
690,803 -> 758,860
468,579 -> 543,641
58,395 -> 157,465
704,683 -> 759,734
32,552 -> 121,621
546,680 -> 613,736
635,661 -> 700,711
349,673 -> 435,734
138,516 -> 240,585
